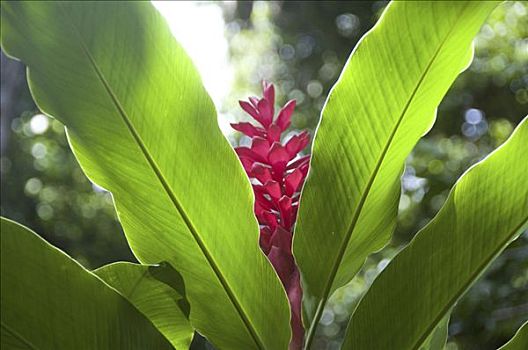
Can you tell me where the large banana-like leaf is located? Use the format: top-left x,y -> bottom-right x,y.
293,1 -> 499,343
0,2 -> 290,349
95,262 -> 194,350
0,217 -> 174,349
343,118 -> 528,350
499,322 -> 528,350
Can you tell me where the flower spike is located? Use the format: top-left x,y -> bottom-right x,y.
232,81 -> 311,350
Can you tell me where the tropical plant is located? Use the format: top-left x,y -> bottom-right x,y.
1,1 -> 526,350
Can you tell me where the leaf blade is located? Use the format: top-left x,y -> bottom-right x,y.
343,118 -> 528,350
0,217 -> 174,350
95,262 -> 194,350
293,2 -> 498,343
1,2 -> 290,349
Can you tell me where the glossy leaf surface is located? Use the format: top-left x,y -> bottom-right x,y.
293,2 -> 498,343
0,217 -> 173,350
344,118 -> 528,350
1,2 -> 290,349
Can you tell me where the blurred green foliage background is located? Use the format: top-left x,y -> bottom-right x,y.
1,1 -> 526,349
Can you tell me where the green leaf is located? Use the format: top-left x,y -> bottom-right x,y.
418,315 -> 449,350
0,2 -> 290,349
0,217 -> 174,350
343,118 -> 528,350
95,262 -> 194,350
293,1 -> 498,343
499,322 -> 528,350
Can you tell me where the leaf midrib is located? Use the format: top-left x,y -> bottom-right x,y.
59,5 -> 265,349
410,216 -> 528,350
304,4 -> 469,348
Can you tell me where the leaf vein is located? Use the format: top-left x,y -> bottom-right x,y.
1,322 -> 39,350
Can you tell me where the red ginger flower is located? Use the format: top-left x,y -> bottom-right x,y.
232,81 -> 310,350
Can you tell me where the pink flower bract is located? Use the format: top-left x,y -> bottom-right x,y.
232,81 -> 310,350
